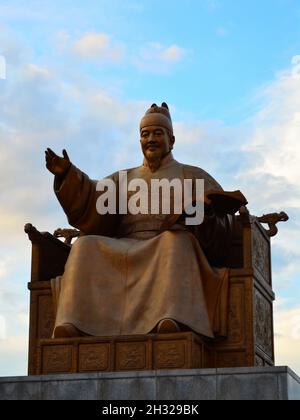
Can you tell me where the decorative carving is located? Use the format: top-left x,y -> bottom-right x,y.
255,354 -> 264,367
54,228 -> 81,245
24,223 -> 39,242
258,212 -> 289,237
116,342 -> 147,370
252,224 -> 271,284
79,344 -> 109,372
254,289 -> 273,357
227,284 -> 244,345
42,345 -> 73,374
38,294 -> 55,339
36,333 -> 212,374
155,341 -> 186,369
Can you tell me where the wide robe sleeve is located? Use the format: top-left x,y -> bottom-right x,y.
54,164 -> 119,236
183,165 -> 233,267
195,209 -> 232,267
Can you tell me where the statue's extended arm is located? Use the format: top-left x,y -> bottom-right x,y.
45,148 -> 118,237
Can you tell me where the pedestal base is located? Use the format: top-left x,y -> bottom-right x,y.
37,333 -> 212,375
0,367 -> 299,400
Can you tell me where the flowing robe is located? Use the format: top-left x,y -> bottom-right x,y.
52,156 -> 231,338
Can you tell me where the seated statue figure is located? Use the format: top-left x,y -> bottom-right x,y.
45,103 -> 246,340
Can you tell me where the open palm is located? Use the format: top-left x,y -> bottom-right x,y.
45,148 -> 71,176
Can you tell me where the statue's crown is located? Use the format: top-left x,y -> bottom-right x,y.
146,103 -> 171,119
140,102 -> 173,133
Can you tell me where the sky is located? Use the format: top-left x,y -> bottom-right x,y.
0,0 -> 300,377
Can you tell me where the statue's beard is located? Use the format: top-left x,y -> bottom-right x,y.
145,149 -> 170,172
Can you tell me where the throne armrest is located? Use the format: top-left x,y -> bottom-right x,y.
25,223 -> 71,283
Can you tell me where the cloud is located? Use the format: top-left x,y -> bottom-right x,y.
274,303 -> 300,373
0,259 -> 10,280
216,27 -> 229,37
158,44 -> 186,63
0,54 -> 6,79
291,55 -> 300,78
72,32 -> 124,62
52,30 -> 125,64
52,30 -> 188,73
0,315 -> 6,340
0,336 -> 28,377
134,42 -> 187,73
241,66 -> 300,188
74,32 -> 110,57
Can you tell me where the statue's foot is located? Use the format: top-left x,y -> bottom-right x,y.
157,319 -> 181,334
53,323 -> 85,338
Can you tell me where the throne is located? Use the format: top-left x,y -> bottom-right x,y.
25,209 -> 288,375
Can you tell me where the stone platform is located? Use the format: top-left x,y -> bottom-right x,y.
36,332 -> 211,375
0,367 -> 299,400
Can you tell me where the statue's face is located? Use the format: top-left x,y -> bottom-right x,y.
140,125 -> 174,162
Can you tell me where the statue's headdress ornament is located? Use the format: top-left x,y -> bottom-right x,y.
140,102 -> 173,134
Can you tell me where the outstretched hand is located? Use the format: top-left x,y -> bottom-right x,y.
45,148 -> 71,176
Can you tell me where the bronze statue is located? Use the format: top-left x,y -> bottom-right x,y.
45,103 -> 246,339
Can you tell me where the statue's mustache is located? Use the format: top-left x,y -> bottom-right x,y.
146,141 -> 160,148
